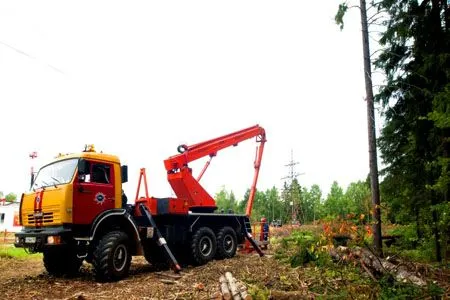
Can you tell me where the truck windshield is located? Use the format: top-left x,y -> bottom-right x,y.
33,158 -> 78,189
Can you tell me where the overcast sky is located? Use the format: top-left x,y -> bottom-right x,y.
0,1 -> 380,201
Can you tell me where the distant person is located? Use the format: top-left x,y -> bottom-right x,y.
260,217 -> 269,242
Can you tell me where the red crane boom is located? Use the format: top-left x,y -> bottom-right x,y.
163,125 -> 266,216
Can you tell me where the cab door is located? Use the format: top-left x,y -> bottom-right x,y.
73,161 -> 116,225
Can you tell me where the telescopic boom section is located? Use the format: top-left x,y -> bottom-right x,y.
163,125 -> 266,215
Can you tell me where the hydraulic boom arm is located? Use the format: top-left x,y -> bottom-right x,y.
163,125 -> 266,215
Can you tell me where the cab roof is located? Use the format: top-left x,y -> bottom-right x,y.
53,152 -> 121,164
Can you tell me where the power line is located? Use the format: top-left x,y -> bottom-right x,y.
0,40 -> 65,75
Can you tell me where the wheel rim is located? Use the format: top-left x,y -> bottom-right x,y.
199,236 -> 213,257
223,234 -> 234,253
113,244 -> 127,272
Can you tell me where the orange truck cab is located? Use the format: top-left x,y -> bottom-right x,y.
14,146 -> 136,277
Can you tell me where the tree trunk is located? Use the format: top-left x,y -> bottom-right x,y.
360,0 -> 383,257
415,207 -> 422,241
432,209 -> 442,262
431,192 -> 442,262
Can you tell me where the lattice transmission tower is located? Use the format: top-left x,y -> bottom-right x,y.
282,150 -> 305,224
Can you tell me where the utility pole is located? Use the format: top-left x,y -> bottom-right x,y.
282,150 -> 304,224
29,151 -> 38,189
360,0 -> 382,257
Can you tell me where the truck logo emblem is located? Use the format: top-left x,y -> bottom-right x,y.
35,196 -> 40,203
95,192 -> 106,204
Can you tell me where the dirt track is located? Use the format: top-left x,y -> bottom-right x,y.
0,251 -> 307,300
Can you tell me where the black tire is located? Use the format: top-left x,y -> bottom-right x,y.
216,226 -> 238,259
143,239 -> 169,270
43,246 -> 82,276
93,231 -> 131,282
191,227 -> 216,265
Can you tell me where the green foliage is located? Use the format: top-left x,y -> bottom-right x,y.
248,286 -> 270,300
387,225 -> 418,249
215,187 -> 238,213
218,179 -> 372,226
0,246 -> 42,259
323,181 -> 345,218
274,230 -> 331,268
5,192 -> 17,202
344,181 -> 371,218
426,282 -> 445,298
378,275 -> 443,299
379,275 -> 422,300
272,226 -> 443,299
386,225 -> 437,262
335,2 -> 348,30
376,0 -> 450,262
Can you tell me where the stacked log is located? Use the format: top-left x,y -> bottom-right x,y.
215,272 -> 252,300
332,246 -> 426,286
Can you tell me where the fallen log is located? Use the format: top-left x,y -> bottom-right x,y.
154,272 -> 182,280
359,248 -> 426,286
225,272 -> 242,300
210,291 -> 222,300
269,290 -> 308,300
236,281 -> 252,300
220,275 -> 231,300
160,279 -> 177,285
335,247 -> 426,286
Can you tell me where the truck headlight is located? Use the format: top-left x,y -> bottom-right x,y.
15,237 -> 20,244
47,236 -> 61,244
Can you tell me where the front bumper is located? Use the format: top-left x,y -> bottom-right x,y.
14,227 -> 72,251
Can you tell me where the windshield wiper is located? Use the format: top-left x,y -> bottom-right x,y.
51,177 -> 62,184
33,181 -> 48,191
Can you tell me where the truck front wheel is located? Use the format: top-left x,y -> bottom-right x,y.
93,231 -> 131,282
43,246 -> 82,276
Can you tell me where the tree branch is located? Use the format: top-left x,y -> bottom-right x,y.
367,1 -> 383,11
367,10 -> 388,23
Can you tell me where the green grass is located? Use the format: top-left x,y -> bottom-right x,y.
0,245 -> 42,259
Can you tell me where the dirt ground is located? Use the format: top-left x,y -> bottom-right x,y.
0,250 -> 310,300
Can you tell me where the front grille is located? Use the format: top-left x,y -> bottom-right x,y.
23,204 -> 61,226
27,212 -> 53,224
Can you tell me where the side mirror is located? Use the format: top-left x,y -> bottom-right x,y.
121,165 -> 128,183
78,159 -> 89,175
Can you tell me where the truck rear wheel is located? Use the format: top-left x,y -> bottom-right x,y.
43,246 -> 82,276
216,226 -> 237,259
93,231 -> 131,282
191,227 -> 216,265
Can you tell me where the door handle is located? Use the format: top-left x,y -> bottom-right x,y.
78,186 -> 92,194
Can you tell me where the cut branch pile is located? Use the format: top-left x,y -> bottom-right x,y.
330,246 -> 426,286
214,272 -> 252,300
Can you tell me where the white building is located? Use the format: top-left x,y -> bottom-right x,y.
0,201 -> 22,233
